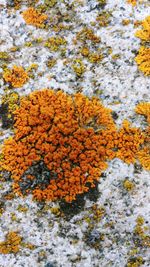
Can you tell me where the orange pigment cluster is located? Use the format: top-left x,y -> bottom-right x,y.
135,102 -> 150,124
3,66 -> 29,88
2,89 -> 116,202
1,89 -> 148,202
22,7 -> 48,27
135,102 -> 150,170
135,46 -> 150,76
135,16 -> 150,42
127,0 -> 137,7
116,120 -> 144,164
135,16 -> 150,76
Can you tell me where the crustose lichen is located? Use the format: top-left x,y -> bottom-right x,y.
1,89 -> 149,203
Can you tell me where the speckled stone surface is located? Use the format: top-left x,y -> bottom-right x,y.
0,0 -> 150,266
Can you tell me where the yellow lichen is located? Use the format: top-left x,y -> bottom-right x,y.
44,37 -> 67,52
1,91 -> 20,114
44,0 -> 57,8
3,66 -> 29,88
133,216 -> 150,248
24,42 -> 33,47
34,37 -> 43,43
0,52 -> 9,60
77,27 -> 101,44
127,256 -> 144,267
72,59 -> 85,77
122,19 -> 131,26
26,63 -> 38,79
91,204 -> 105,223
17,204 -> 28,213
11,213 -> 18,222
111,54 -> 121,60
10,46 -> 20,52
0,232 -> 22,254
22,7 -> 48,28
96,11 -> 111,27
80,47 -> 90,57
50,206 -> 61,216
7,0 -> 22,9
88,53 -> 103,63
123,179 -> 135,191
97,0 -> 107,6
0,91 -> 20,129
136,216 -> 145,226
52,23 -> 70,33
21,242 -> 36,250
46,58 -> 57,68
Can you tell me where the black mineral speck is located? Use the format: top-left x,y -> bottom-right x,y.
134,163 -> 142,174
111,111 -> 119,120
45,263 -> 55,267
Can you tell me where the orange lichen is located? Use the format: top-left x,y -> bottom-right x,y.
135,103 -> 150,147
135,16 -> 150,76
2,89 -> 150,202
135,102 -> 150,170
22,7 -> 48,28
2,89 -> 117,202
135,102 -> 150,122
116,120 -> 144,164
135,46 -> 150,76
137,147 -> 150,170
127,0 -> 137,6
3,66 -> 29,88
0,232 -> 22,254
135,16 -> 150,42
